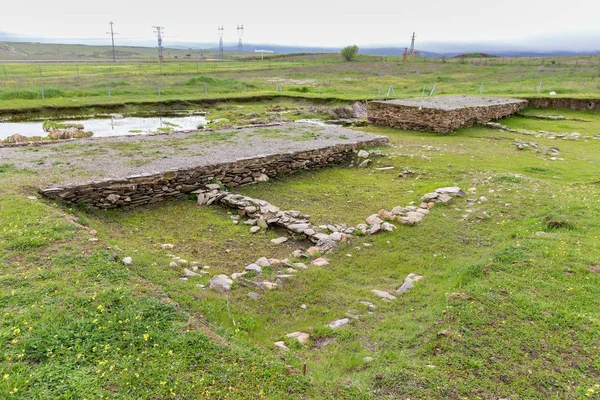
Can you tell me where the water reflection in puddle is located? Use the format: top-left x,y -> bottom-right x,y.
0,115 -> 208,140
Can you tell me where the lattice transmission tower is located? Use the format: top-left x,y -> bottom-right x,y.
409,32 -> 416,59
218,26 -> 224,59
237,25 -> 244,52
153,26 -> 164,63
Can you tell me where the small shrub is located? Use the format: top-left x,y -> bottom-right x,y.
523,166 -> 551,173
290,86 -> 310,93
341,45 -> 359,61
544,216 -> 575,231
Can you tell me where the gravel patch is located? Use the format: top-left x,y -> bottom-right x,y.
372,95 -> 526,111
1,122 -> 387,187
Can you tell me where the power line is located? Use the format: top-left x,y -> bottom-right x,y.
152,26 -> 164,63
106,22 -> 119,62
237,25 -> 244,52
218,26 -> 224,59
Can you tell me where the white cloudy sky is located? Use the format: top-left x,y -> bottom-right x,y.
2,0 -> 600,50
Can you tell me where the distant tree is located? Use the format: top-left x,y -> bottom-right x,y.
341,45 -> 359,61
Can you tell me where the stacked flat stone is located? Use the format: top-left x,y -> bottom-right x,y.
40,137 -> 389,209
486,122 -> 590,141
368,96 -> 527,133
196,188 -> 341,251
196,185 -> 467,255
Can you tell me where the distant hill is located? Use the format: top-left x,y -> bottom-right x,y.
0,35 -> 599,61
452,52 -> 499,59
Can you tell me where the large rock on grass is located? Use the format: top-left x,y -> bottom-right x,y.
209,275 -> 233,291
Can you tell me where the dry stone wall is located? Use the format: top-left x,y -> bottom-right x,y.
368,99 -> 526,133
524,97 -> 600,111
40,138 -> 389,209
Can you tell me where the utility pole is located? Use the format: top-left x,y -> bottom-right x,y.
237,25 -> 244,52
107,22 -> 118,62
153,26 -> 164,63
409,32 -> 416,60
218,26 -> 224,59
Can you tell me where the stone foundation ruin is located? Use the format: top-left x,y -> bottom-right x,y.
40,137 -> 388,209
368,95 -> 527,133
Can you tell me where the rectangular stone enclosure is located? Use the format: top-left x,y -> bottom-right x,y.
368,96 -> 527,133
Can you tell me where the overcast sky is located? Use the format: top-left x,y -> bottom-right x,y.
2,0 -> 600,51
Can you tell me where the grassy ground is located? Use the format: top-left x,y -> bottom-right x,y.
1,103 -> 599,398
1,53 -> 600,112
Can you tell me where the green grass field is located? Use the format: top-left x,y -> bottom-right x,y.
2,102 -> 600,398
1,47 -> 600,398
1,49 -> 600,113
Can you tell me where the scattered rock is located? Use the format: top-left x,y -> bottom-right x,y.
250,226 -> 261,233
276,274 -> 295,280
358,159 -> 372,168
248,292 -> 261,300
398,167 -> 416,178
435,187 -> 466,197
357,150 -> 370,158
292,249 -> 307,258
122,257 -> 133,266
372,289 -> 396,301
262,281 -> 279,290
3,134 -> 29,144
360,301 -> 376,309
271,237 -> 288,244
396,273 -> 423,293
274,341 -> 289,351
330,232 -> 343,241
257,217 -> 269,229
209,275 -> 233,291
381,222 -> 396,232
311,258 -> 330,267
286,331 -> 310,345
288,223 -> 310,233
422,192 -> 439,202
245,263 -> 263,274
437,193 -> 453,204
161,243 -> 174,250
365,214 -> 384,225
255,257 -> 271,267
328,318 -> 350,329
183,268 -> 202,277
306,246 -> 320,256
231,272 -> 246,280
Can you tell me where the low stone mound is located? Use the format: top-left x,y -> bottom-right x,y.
368,95 -> 527,133
44,123 -> 93,140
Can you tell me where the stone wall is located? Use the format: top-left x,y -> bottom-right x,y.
524,97 -> 600,111
40,138 -> 389,209
368,100 -> 527,133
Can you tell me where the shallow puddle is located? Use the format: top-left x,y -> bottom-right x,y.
0,115 -> 208,139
